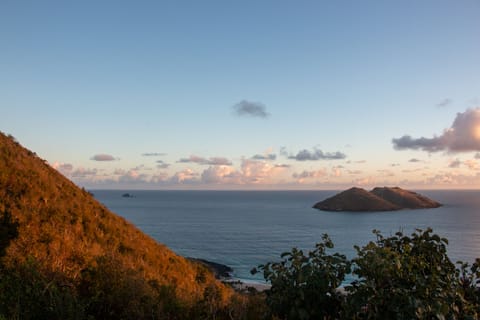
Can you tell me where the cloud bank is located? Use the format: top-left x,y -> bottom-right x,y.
177,155 -> 232,166
287,148 -> 346,161
392,108 -> 480,152
233,100 -> 269,118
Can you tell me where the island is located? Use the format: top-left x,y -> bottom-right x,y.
313,187 -> 442,212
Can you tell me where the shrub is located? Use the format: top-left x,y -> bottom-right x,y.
252,234 -> 351,320
347,228 -> 463,319
256,228 -> 480,320
0,258 -> 84,320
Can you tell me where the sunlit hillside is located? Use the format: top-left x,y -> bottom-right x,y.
0,132 -> 236,318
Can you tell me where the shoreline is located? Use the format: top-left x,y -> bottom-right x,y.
224,278 -> 271,292
186,257 -> 270,292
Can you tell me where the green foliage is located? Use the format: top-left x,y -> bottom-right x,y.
252,235 -> 351,320
455,259 -> 480,317
347,228 -> 464,319
0,258 -> 84,320
256,228 -> 480,320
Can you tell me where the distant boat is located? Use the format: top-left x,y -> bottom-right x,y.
122,193 -> 134,198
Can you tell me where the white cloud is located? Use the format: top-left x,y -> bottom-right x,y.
170,169 -> 199,183
425,172 -> 480,187
464,159 -> 479,170
240,159 -> 288,184
332,166 -> 342,177
51,162 -> 73,176
201,166 -> 240,184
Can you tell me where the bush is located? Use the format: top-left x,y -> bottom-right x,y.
0,258 -> 84,320
252,235 -> 350,320
255,228 -> 480,320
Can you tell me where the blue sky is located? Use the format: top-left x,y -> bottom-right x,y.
1,1 -> 480,189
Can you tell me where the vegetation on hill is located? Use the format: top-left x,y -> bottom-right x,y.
0,132 -> 265,319
2,132 -> 480,319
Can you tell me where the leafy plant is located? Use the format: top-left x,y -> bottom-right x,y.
252,234 -> 350,320
347,228 -> 462,319
256,229 -> 480,320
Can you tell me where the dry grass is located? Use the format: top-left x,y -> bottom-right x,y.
0,132 -> 232,306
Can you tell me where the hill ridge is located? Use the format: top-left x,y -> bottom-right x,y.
0,132 -> 231,305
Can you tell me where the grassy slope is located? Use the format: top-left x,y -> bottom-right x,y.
0,132 -> 231,304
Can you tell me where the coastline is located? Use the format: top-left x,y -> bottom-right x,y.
187,257 -> 270,292
224,279 -> 271,292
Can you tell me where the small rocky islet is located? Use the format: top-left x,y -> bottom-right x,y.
313,186 -> 442,212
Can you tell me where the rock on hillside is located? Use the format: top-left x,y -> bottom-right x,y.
313,186 -> 441,212
0,132 -> 231,305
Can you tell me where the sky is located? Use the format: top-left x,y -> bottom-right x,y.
1,0 -> 480,190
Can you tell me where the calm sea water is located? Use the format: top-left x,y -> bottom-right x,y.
93,190 -> 480,283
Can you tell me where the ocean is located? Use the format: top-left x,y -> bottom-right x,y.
93,190 -> 480,283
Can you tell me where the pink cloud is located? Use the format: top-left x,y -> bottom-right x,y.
393,108 -> 480,152
464,159 -> 479,170
170,169 -> 199,183
197,160 -> 289,185
201,166 -> 240,184
240,159 -> 288,184
51,162 -> 74,176
177,155 -> 232,166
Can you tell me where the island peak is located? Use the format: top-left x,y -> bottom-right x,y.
313,186 -> 441,212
